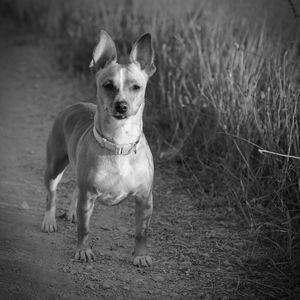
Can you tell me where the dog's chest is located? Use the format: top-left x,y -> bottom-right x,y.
88,153 -> 153,205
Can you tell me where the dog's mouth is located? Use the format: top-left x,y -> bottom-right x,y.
113,113 -> 128,120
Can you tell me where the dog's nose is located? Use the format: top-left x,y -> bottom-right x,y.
115,101 -> 128,114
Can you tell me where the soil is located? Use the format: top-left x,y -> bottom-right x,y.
0,18 -> 252,299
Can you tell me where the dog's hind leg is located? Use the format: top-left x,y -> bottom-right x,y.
41,135 -> 69,232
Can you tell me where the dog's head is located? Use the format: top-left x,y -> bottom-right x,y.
90,31 -> 156,121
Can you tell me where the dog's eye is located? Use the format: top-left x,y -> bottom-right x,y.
132,84 -> 141,91
103,81 -> 114,90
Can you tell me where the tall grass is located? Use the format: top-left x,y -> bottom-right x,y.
2,0 -> 300,296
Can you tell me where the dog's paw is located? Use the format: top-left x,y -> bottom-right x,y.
75,248 -> 95,262
133,255 -> 152,267
41,212 -> 57,233
66,210 -> 77,223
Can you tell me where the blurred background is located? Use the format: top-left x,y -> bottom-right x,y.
0,0 -> 299,298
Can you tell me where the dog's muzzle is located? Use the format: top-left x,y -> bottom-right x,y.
114,101 -> 128,119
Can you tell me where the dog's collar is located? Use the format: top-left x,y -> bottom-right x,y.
93,126 -> 140,155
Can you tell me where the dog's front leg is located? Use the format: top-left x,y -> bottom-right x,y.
67,187 -> 78,223
133,192 -> 153,267
75,189 -> 96,262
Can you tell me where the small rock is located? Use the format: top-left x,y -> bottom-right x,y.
100,225 -> 111,231
234,241 -> 244,248
199,252 -> 210,258
166,189 -> 172,195
102,280 -> 112,289
133,278 -> 144,286
181,260 -> 192,268
208,230 -> 217,238
85,282 -> 95,290
203,293 -> 212,300
152,275 -> 164,282
179,254 -> 185,260
223,259 -> 231,267
170,292 -> 180,297
189,248 -> 197,254
21,201 -> 30,210
257,203 -> 264,210
118,226 -> 128,233
70,269 -> 77,275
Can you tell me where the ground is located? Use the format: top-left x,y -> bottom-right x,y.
0,19 -> 254,299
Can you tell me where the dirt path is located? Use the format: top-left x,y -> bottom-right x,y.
0,19 -> 249,299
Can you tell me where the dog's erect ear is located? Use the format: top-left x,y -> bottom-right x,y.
129,33 -> 156,77
89,30 -> 117,72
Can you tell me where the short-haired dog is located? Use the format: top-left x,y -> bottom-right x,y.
41,31 -> 156,267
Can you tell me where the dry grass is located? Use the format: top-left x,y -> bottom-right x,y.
1,0 -> 300,297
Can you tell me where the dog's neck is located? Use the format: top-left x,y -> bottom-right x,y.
94,107 -> 143,145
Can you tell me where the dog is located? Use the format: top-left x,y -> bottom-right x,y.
41,30 -> 156,267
